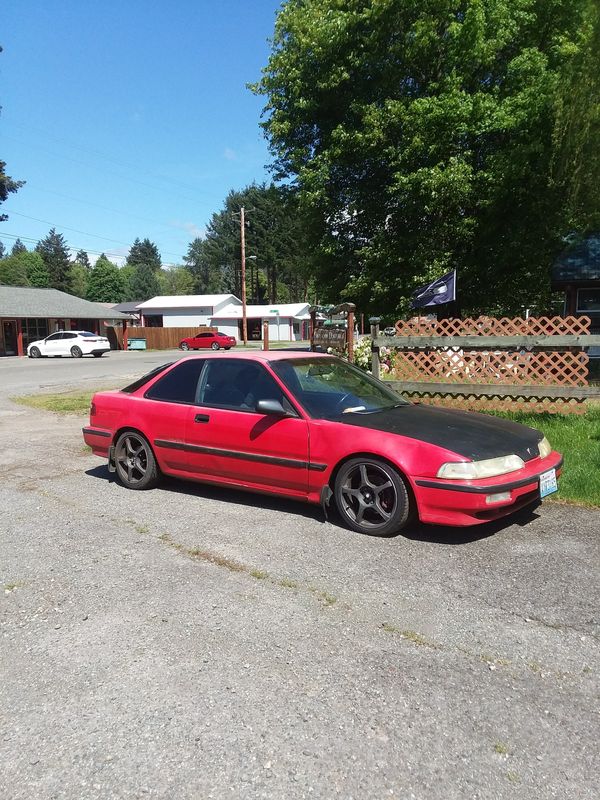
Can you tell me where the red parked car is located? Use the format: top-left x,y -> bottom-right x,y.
179,331 -> 236,351
83,352 -> 562,536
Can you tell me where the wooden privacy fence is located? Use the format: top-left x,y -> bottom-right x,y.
109,326 -> 217,351
371,315 -> 600,414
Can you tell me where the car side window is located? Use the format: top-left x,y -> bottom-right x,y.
46,333 -> 62,341
145,359 -> 206,404
63,333 -> 77,339
198,360 -> 287,412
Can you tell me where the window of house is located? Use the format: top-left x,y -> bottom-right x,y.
22,319 -> 49,348
576,289 -> 600,312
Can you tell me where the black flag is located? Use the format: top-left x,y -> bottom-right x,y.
411,270 -> 456,309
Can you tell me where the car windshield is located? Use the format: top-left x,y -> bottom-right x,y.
271,357 -> 410,419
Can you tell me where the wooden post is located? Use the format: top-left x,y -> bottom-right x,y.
262,319 -> 269,351
16,319 -> 24,357
123,320 -> 128,351
370,317 -> 381,380
347,309 -> 354,363
310,308 -> 317,351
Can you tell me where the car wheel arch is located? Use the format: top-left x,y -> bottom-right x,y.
327,451 -> 420,520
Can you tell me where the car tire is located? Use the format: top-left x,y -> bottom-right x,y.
93,352 -> 104,358
71,346 -> 83,358
211,342 -> 220,350
225,347 -> 231,350
180,342 -> 190,351
114,431 -> 160,490
29,346 -> 41,358
333,457 -> 411,537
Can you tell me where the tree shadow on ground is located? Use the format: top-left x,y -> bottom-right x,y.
86,464 -> 543,546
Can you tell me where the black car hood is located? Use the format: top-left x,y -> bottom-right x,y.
338,404 -> 542,462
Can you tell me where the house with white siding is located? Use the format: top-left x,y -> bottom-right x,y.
135,295 -> 311,341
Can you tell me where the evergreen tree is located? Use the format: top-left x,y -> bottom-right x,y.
11,238 -> 27,256
0,241 -> 5,259
86,254 -> 125,303
126,238 -> 162,270
128,262 -> 161,301
74,249 -> 91,270
35,228 -> 72,293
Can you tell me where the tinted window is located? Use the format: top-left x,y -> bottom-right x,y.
46,333 -> 63,341
80,332 -> 97,337
145,359 -> 206,404
63,333 -> 77,339
121,362 -> 174,393
199,359 -> 287,412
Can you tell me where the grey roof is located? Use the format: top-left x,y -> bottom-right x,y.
111,301 -> 143,313
0,286 -> 132,319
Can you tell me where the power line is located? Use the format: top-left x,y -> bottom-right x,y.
4,121 -> 226,198
4,210 -> 186,261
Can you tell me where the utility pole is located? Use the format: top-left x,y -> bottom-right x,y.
240,206 -> 248,345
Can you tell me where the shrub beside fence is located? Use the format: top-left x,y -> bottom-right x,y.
371,315 -> 600,414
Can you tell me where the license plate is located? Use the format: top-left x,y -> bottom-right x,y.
539,468 -> 558,498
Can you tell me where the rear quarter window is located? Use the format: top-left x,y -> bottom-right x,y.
121,363 -> 174,393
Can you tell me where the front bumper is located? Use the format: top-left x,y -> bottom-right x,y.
413,452 -> 563,526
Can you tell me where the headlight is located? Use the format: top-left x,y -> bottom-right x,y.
437,454 -> 525,480
538,436 -> 552,458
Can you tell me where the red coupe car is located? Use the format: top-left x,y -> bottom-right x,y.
179,331 -> 236,351
83,352 -> 562,536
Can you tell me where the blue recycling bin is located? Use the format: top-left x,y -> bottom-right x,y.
127,337 -> 147,350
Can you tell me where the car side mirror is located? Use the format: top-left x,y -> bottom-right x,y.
256,399 -> 290,417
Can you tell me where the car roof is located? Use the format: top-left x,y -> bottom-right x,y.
179,350 -> 335,363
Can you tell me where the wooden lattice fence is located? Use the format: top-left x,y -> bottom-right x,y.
372,315 -> 600,414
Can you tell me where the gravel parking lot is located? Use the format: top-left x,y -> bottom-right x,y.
1,352 -> 599,799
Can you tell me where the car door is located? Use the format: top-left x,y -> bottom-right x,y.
43,332 -> 66,356
186,358 -> 310,496
61,332 -> 79,355
140,358 -> 207,472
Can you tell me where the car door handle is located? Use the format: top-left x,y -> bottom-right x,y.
194,413 -> 210,423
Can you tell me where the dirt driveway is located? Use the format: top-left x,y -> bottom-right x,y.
1,354 -> 599,799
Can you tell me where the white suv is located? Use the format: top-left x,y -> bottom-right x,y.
27,330 -> 111,359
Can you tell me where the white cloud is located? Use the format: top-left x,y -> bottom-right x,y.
170,220 -> 205,238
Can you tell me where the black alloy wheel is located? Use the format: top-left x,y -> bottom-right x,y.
70,345 -> 83,358
334,457 -> 411,536
114,431 -> 160,490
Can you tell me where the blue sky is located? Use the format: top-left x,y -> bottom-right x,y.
1,0 -> 282,265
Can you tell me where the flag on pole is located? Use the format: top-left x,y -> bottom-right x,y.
411,270 -> 456,309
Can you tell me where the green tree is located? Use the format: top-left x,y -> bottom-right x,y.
0,253 -> 30,286
24,251 -> 50,287
86,254 -> 125,303
126,238 -> 162,270
159,266 -> 195,295
189,183 -> 312,303
74,249 -> 91,270
35,228 -> 72,293
11,238 -> 27,256
254,0 -> 600,316
128,262 -> 161,301
69,263 -> 89,298
0,241 -> 5,259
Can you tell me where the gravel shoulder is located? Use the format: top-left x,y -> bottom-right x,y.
1,354 -> 599,799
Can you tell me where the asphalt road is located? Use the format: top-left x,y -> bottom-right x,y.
1,352 -> 599,799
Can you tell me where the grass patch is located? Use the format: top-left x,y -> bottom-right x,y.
3,581 -> 24,592
494,742 -> 510,755
249,569 -> 269,580
493,408 -> 600,507
278,577 -> 299,589
12,385 -> 118,415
